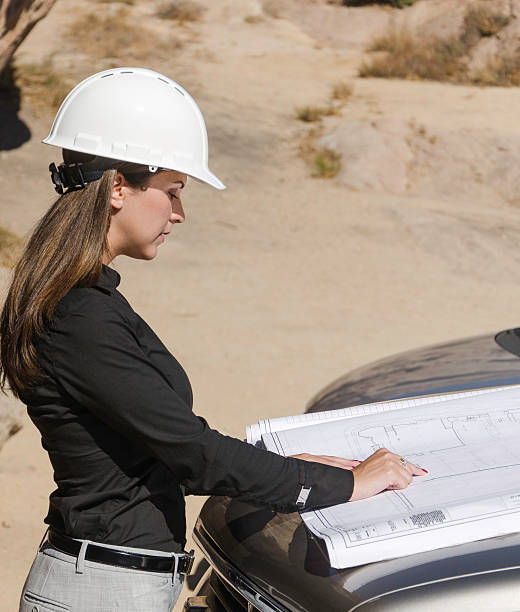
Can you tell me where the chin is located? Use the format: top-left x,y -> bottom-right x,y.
125,248 -> 158,261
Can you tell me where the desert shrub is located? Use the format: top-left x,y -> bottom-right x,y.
298,128 -> 341,179
295,104 -> 337,122
462,5 -> 511,45
360,29 -> 466,81
360,4 -> 512,84
328,0 -> 415,7
156,0 -> 205,22
472,55 -> 520,87
14,58 -> 72,114
331,81 -> 353,101
312,148 -> 341,178
68,9 -> 175,61
0,227 -> 22,269
367,28 -> 415,54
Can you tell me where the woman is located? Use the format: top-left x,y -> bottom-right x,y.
0,68 -> 424,611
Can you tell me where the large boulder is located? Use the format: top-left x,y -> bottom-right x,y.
320,118 -> 413,193
319,116 -> 520,205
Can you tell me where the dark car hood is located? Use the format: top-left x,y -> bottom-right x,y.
195,333 -> 520,610
196,497 -> 520,611
307,332 -> 520,413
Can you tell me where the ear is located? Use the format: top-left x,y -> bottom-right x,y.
110,172 -> 126,211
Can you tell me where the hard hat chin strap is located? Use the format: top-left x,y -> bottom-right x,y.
49,160 -> 162,194
49,162 -> 105,194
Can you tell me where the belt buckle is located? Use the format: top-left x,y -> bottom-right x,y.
179,549 -> 195,575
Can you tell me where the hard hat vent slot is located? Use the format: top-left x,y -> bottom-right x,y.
174,87 -> 185,97
121,71 -> 133,75
157,77 -> 169,84
101,73 -> 114,78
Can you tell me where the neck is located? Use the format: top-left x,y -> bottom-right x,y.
102,251 -> 115,265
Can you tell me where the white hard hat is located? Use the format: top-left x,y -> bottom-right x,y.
43,67 -> 225,190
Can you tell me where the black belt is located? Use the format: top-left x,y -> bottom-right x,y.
47,530 -> 194,575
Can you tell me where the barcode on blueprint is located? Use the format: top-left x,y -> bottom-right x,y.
410,510 -> 447,527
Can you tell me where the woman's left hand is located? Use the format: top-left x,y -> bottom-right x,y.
289,453 -> 361,470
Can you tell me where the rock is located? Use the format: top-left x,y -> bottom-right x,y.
467,3 -> 520,79
319,116 -> 520,205
320,118 -> 413,193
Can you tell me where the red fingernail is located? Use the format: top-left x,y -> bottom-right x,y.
422,468 -> 428,473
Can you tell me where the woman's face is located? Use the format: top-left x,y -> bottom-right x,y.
106,170 -> 187,262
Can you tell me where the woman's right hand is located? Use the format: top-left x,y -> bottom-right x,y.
349,447 -> 427,502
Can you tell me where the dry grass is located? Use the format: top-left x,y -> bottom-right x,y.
312,148 -> 342,178
331,81 -> 353,101
91,0 -> 135,4
0,227 -> 23,269
244,14 -> 265,24
14,59 -> 73,115
472,55 -> 520,87
360,5 -> 512,84
295,85 -> 346,176
361,29 -> 466,81
156,0 -> 205,22
298,128 -> 342,179
295,104 -> 338,122
408,118 -> 437,145
462,5 -> 511,45
328,0 -> 415,6
68,9 -> 177,62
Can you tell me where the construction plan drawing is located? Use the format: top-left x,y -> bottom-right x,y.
247,385 -> 520,568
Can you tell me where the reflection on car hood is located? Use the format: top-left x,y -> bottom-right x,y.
196,497 -> 520,611
196,333 -> 520,610
307,333 -> 520,413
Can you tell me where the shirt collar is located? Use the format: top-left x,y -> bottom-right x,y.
94,265 -> 121,294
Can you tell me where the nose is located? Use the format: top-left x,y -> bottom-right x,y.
170,196 -> 185,224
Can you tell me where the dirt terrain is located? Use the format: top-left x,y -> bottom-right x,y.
2,0 -> 520,609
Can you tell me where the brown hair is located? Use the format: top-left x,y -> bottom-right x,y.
0,153 -> 152,398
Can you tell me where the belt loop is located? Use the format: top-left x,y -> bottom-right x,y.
76,540 -> 89,574
171,552 -> 180,586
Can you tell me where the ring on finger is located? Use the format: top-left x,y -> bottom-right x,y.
400,456 -> 408,469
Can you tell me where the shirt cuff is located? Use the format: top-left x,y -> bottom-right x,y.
296,460 -> 354,510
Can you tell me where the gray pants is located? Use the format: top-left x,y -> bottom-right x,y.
19,538 -> 184,611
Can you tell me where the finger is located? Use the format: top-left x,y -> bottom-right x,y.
308,455 -> 361,463
388,470 -> 413,490
320,457 -> 361,469
289,454 -> 362,469
312,456 -> 360,470
406,460 -> 428,476
393,454 -> 428,477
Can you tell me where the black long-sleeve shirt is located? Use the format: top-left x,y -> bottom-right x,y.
20,266 -> 354,552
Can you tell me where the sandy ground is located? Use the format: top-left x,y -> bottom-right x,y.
3,0 -> 520,609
